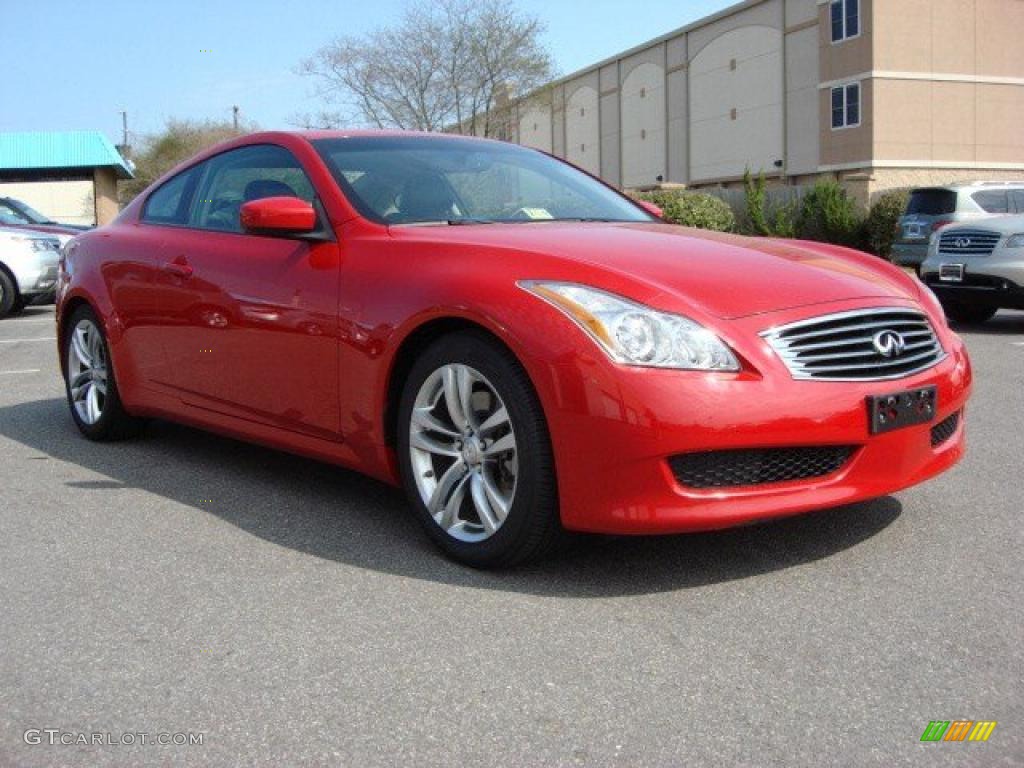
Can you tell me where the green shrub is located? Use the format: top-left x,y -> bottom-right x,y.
636,190 -> 735,232
865,188 -> 910,260
741,169 -> 796,237
795,179 -> 865,248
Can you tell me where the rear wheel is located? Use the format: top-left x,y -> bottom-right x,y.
941,301 -> 997,325
0,270 -> 17,318
397,332 -> 560,567
62,305 -> 143,440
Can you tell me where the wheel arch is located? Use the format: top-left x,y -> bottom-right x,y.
382,316 -> 533,450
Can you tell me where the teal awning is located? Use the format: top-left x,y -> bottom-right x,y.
0,131 -> 133,179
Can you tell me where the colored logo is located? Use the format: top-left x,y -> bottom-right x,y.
920,721 -> 997,742
872,329 -> 906,358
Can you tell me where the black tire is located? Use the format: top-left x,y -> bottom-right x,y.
0,269 -> 17,319
942,301 -> 997,325
62,304 -> 144,441
397,331 -> 561,567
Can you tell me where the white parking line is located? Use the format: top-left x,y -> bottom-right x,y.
0,337 -> 56,344
0,369 -> 41,375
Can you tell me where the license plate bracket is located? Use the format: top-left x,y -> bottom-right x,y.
939,263 -> 965,282
868,386 -> 937,435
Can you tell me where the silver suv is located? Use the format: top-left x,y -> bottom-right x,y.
892,181 -> 1024,269
0,226 -> 61,318
920,214 -> 1024,324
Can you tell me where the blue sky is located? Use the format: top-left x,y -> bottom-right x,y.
1,0 -> 734,145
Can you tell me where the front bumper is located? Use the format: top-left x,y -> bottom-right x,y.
921,264 -> 1024,310
542,302 -> 972,535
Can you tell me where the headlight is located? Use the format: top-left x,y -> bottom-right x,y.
519,281 -> 740,371
11,236 -> 59,252
1005,233 -> 1024,248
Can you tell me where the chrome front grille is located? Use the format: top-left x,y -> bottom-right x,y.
938,229 -> 1001,256
762,308 -> 946,381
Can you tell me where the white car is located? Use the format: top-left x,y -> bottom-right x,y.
920,214 -> 1024,324
0,226 -> 62,318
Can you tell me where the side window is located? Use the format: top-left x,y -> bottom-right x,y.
972,190 -> 1009,214
142,167 -> 198,225
188,145 -> 317,233
831,83 -> 860,129
1011,190 -> 1024,213
831,0 -> 859,42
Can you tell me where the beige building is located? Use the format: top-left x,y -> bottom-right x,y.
494,0 -> 1024,205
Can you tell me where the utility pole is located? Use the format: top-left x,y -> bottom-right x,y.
120,111 -> 128,147
232,105 -> 240,131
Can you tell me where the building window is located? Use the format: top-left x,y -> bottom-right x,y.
831,82 -> 860,129
830,0 -> 859,42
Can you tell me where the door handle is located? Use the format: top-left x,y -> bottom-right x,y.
162,258 -> 193,278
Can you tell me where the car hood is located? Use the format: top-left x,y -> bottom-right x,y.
939,214 -> 1024,235
392,222 -> 915,319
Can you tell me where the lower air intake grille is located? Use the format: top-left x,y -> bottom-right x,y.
669,446 -> 856,489
930,411 -> 960,448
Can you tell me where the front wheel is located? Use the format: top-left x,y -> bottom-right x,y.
0,270 -> 17,318
942,301 -> 997,325
62,305 -> 143,440
397,332 -> 561,567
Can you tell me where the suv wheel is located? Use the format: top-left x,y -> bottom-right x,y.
0,270 -> 17,318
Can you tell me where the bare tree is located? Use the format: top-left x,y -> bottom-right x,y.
297,0 -> 553,136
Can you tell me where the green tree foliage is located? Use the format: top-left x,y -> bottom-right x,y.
119,119 -> 249,204
795,178 -> 865,248
865,188 -> 910,260
636,190 -> 735,232
741,169 -> 796,238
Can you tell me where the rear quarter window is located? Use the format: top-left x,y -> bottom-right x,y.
905,189 -> 956,216
142,168 -> 198,225
971,190 -> 1009,214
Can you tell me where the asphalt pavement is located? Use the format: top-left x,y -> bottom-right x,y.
0,306 -> 1021,767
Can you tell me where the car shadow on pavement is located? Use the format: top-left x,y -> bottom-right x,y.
0,398 -> 902,598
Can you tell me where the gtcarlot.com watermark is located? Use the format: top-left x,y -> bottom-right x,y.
24,729 -> 204,747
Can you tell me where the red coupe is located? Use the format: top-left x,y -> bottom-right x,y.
56,132 -> 972,566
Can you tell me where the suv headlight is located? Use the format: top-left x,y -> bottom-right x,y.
1005,233 -> 1024,248
520,281 -> 740,371
11,236 -> 59,252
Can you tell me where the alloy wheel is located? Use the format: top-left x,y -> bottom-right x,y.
408,364 -> 518,542
67,318 -> 108,425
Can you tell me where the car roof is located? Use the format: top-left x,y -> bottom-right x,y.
912,181 -> 1024,192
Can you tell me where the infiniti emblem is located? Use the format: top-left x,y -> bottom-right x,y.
955,237 -> 971,248
872,330 -> 906,358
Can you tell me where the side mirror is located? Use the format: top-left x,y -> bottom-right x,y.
240,196 -> 317,235
637,200 -> 664,219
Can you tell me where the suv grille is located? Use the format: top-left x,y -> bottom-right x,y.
762,308 -> 946,381
930,411 -> 960,448
669,446 -> 855,489
938,229 -> 1001,256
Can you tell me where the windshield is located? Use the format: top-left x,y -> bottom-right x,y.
0,198 -> 51,224
906,189 -> 956,216
312,136 -> 653,225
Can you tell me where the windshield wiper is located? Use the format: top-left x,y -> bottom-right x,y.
446,218 -> 498,225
